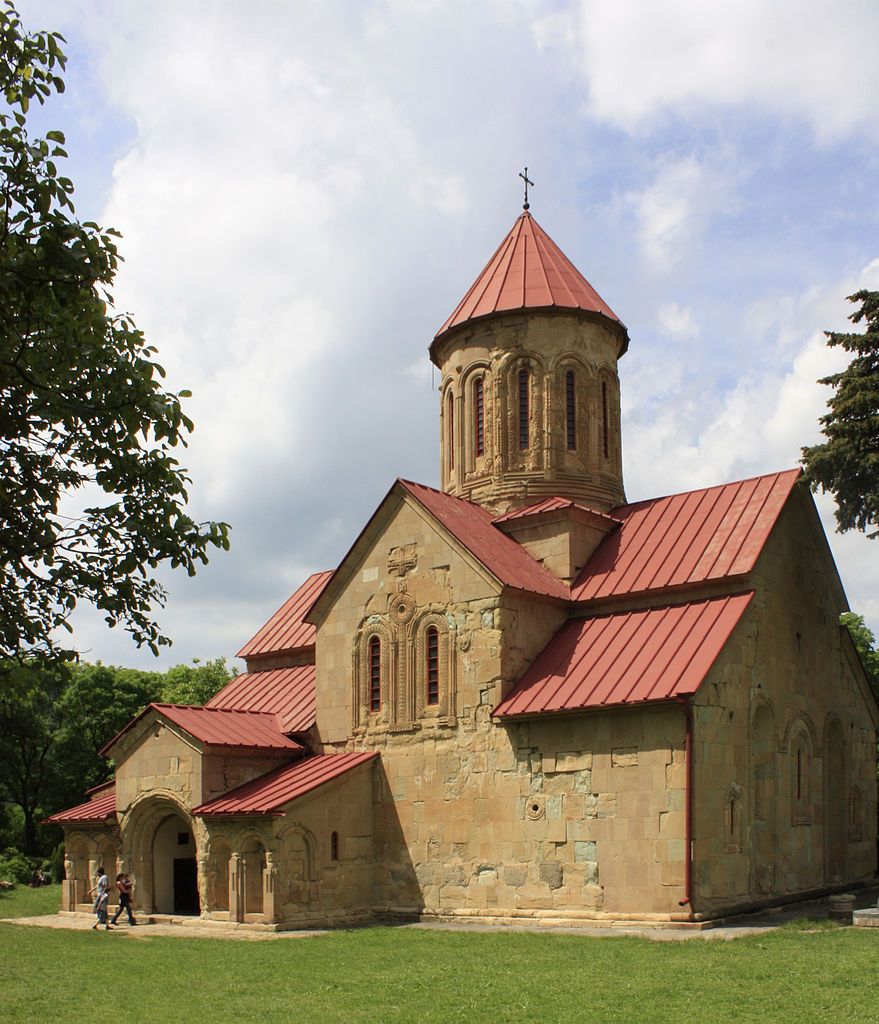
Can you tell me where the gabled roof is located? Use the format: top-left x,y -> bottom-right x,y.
398,480 -> 570,600
46,788 -> 117,825
494,592 -> 754,719
238,570 -> 333,658
495,497 -> 614,524
100,704 -> 304,756
493,496 -> 621,527
193,752 -> 377,817
572,470 -> 801,603
432,211 -> 628,355
206,666 -> 316,734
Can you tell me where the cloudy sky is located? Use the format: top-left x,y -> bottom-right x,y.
20,0 -> 879,669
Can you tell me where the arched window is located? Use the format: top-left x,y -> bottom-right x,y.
791,731 -> 811,824
368,635 -> 381,712
565,370 -> 576,450
474,377 -> 484,457
517,368 -> 529,450
330,831 -> 339,861
426,626 -> 439,706
447,391 -> 455,471
601,380 -> 609,459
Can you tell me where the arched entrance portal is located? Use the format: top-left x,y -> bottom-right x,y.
241,837 -> 265,918
152,813 -> 200,915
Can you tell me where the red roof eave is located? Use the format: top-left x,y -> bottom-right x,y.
193,752 -> 378,818
494,592 -> 755,719
430,211 -> 629,361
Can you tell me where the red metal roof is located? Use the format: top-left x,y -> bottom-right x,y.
193,752 -> 378,817
433,212 -> 627,350
572,470 -> 801,603
493,497 -> 620,526
206,666 -> 316,734
100,704 -> 304,755
238,570 -> 334,659
494,592 -> 755,718
47,788 -> 117,825
399,480 -> 569,600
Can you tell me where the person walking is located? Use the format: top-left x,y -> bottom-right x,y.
111,872 -> 137,926
88,866 -> 112,931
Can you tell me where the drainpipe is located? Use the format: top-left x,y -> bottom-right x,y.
676,696 -> 694,913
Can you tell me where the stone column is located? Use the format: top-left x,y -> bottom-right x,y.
87,855 -> 98,907
62,856 -> 75,911
229,853 -> 242,923
197,854 -> 209,915
263,851 -> 277,924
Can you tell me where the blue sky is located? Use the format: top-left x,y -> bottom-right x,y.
19,0 -> 879,667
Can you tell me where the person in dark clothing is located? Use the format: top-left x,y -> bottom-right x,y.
111,872 -> 137,926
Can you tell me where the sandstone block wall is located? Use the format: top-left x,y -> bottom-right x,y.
692,490 -> 878,913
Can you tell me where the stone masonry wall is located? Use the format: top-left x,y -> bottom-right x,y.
692,489 -> 878,914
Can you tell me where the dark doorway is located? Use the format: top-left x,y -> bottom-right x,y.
173,858 -> 200,915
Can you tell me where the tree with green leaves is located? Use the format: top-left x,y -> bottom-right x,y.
841,612 -> 879,697
0,655 -> 235,854
158,657 -> 236,706
0,659 -> 70,854
802,290 -> 879,539
0,2 -> 229,662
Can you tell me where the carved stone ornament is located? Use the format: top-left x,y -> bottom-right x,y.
388,543 -> 418,578
389,591 -> 416,625
458,634 -> 471,652
525,795 -> 546,820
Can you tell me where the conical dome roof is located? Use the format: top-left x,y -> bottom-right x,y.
431,211 -> 628,360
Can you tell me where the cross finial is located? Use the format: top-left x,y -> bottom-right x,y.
519,166 -> 534,210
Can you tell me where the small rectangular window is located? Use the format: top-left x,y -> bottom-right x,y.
426,627 -> 439,706
518,369 -> 529,450
601,381 -> 610,460
474,377 -> 484,457
369,636 -> 381,712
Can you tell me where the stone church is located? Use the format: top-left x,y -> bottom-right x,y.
51,208 -> 878,928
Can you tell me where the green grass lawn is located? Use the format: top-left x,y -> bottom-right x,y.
1,886 -> 878,1023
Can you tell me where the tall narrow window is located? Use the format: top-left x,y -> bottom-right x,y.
447,391 -> 455,471
796,747 -> 803,801
368,635 -> 381,712
565,370 -> 576,450
518,368 -> 529,450
474,377 -> 484,457
426,626 -> 439,706
330,831 -> 339,861
601,380 -> 609,459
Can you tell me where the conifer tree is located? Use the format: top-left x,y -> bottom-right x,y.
802,289 -> 879,539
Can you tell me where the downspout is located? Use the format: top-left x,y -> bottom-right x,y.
676,696 -> 694,913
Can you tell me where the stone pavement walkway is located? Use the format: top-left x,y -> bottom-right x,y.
4,887 -> 878,942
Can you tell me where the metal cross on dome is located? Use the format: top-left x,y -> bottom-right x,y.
519,167 -> 534,210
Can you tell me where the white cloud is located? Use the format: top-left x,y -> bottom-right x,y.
657,301 -> 699,339
624,259 -> 879,622
622,155 -> 740,268
20,0 -> 879,663
568,0 -> 879,140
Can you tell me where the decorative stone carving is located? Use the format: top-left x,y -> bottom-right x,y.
388,544 -> 418,578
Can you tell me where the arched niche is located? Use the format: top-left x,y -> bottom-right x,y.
823,714 -> 845,881
750,701 -> 777,894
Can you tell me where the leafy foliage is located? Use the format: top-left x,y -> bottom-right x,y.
802,290 -> 879,539
0,657 -> 235,854
158,657 -> 233,706
0,1 -> 229,661
840,612 -> 879,696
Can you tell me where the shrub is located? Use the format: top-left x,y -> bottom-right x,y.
44,842 -> 65,883
0,848 -> 34,885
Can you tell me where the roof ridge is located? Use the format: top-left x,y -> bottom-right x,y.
614,467 -> 801,513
